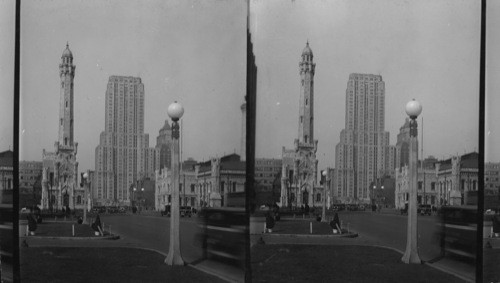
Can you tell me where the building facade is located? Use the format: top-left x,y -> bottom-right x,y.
334,73 -> 396,204
0,150 -> 14,204
280,42 -> 323,208
94,76 -> 160,207
196,154 -> 246,208
19,161 -> 43,207
156,154 -> 245,210
155,167 -> 197,211
155,120 -> 172,170
485,162 -> 500,190
435,152 -> 479,206
41,44 -> 83,211
395,164 -> 438,209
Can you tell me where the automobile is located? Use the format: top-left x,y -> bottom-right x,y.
358,204 -> 366,211
437,205 -> 477,259
400,203 -> 408,215
180,206 -> 192,217
417,204 -> 432,216
161,205 -> 171,216
197,207 -> 246,267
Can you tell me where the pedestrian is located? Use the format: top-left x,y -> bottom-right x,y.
91,214 -> 104,236
329,213 -> 342,234
27,213 -> 37,236
265,212 -> 275,233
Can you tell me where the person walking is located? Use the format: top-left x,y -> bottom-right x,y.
330,213 -> 342,234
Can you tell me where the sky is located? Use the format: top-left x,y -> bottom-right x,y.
0,0 -> 15,151
250,0 -> 481,171
19,0 -> 246,172
486,0 -> 500,162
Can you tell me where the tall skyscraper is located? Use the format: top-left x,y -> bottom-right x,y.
156,120 -> 172,170
42,43 -> 82,210
334,73 -> 396,203
396,118 -> 411,169
280,42 -> 321,208
240,102 -> 246,161
94,76 -> 159,206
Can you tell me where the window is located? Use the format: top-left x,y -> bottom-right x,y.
418,181 -> 422,190
316,193 -> 321,202
66,101 -> 68,108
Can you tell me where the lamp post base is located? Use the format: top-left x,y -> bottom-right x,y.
165,252 -> 185,266
401,250 -> 421,264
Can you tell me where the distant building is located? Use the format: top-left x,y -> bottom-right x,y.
94,76 -> 160,206
255,158 -> 282,206
396,118 -> 411,169
335,73 -> 396,204
155,120 -> 172,170
255,158 -> 282,191
435,152 -> 478,206
485,162 -> 500,190
155,165 -> 196,211
19,161 -> 43,207
0,150 -> 14,204
395,160 -> 438,209
196,154 -> 245,208
280,42 -> 323,209
41,43 -> 82,211
240,103 -> 246,161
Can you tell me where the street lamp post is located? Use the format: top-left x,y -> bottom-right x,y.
402,99 -> 422,264
83,171 -> 89,224
165,101 -> 185,266
321,170 -> 328,222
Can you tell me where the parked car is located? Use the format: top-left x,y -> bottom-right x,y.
400,203 -> 409,215
418,204 -> 432,216
161,205 -> 171,216
180,206 -> 192,217
197,207 -> 246,267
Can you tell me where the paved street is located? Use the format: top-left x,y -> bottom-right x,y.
339,210 -> 442,261
99,214 -> 203,263
329,210 -> 475,280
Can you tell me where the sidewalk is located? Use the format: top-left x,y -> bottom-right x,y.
250,225 -> 475,282
20,246 -> 226,283
250,243 -> 469,283
20,221 -> 242,283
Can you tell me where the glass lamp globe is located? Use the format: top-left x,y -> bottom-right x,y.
405,99 -> 422,119
167,101 -> 184,120
322,170 -> 327,177
83,172 -> 88,179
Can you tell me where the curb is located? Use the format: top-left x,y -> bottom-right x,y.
189,263 -> 240,283
257,232 -> 358,238
20,235 -> 120,240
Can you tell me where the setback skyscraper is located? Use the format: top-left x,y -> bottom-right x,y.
94,76 -> 159,206
334,73 -> 396,204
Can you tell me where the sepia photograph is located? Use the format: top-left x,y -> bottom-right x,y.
249,0 -> 481,282
18,0 -> 246,282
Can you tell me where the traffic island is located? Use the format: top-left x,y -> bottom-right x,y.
258,218 -> 358,237
20,247 -> 225,283
251,244 -> 468,283
19,221 -> 119,240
